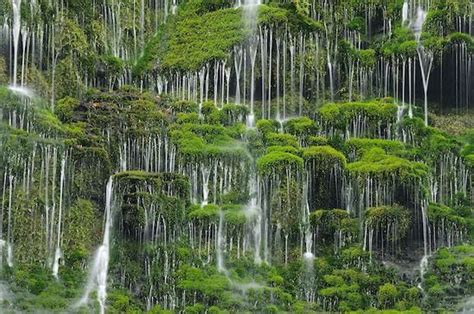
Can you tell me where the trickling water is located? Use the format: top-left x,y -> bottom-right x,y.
77,177 -> 114,314
242,0 -> 260,24
409,6 -> 433,126
418,200 -> 430,293
201,166 -> 210,206
412,6 -> 427,42
244,169 -> 262,264
247,43 -> 258,128
327,56 -> 335,102
417,46 -> 434,127
302,180 -> 313,260
402,1 -> 409,25
11,0 -> 22,87
216,211 -> 227,274
52,156 -> 67,278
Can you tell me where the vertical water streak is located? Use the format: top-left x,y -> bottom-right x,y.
77,177 -> 114,314
11,0 -> 22,87
52,155 -> 66,278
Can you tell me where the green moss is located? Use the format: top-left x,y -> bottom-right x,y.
265,132 -> 299,148
358,49 -> 376,68
63,199 -> 101,269
283,117 -> 318,137
346,138 -> 405,159
188,204 -> 220,221
257,119 -> 280,135
365,206 -> 410,238
170,123 -> 248,161
161,8 -> 244,71
425,245 -> 474,310
307,136 -> 329,146
347,148 -> 428,182
223,204 -> 246,225
177,266 -> 231,298
267,145 -> 301,155
448,32 -> 474,51
428,203 -> 467,229
257,151 -> 303,176
311,209 -> 351,230
56,96 -> 80,122
378,283 -> 398,309
319,100 -> 397,134
303,145 -> 347,168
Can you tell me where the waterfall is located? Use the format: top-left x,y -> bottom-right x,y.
52,155 -> 67,278
247,42 -> 258,128
418,200 -> 430,292
244,172 -> 263,264
417,46 -> 433,126
77,177 -> 114,314
409,6 -> 433,126
216,211 -> 227,274
201,165 -> 210,206
242,0 -> 260,23
402,1 -> 409,25
11,0 -> 22,87
242,0 -> 260,126
412,6 -> 427,42
302,179 -> 315,302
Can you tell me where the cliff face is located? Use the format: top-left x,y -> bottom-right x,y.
0,0 -> 473,312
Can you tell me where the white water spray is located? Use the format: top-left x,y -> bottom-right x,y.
244,170 -> 262,264
52,156 -> 66,278
402,1 -> 409,25
418,200 -> 430,292
216,211 -> 227,274
11,0 -> 22,87
8,86 -> 34,98
77,177 -> 114,314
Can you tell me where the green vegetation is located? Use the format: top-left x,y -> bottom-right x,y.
0,0 -> 473,312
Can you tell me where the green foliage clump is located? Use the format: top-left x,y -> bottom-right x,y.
188,204 -> 220,222
257,119 -> 280,135
345,138 -> 405,160
428,203 -> 468,232
347,148 -> 428,182
283,116 -> 318,138
63,199 -> 101,269
365,206 -> 411,240
265,132 -> 299,148
424,245 -> 474,310
311,209 -> 357,245
161,8 -> 244,71
303,145 -> 347,169
257,151 -> 303,176
56,96 -> 80,122
319,100 -> 397,135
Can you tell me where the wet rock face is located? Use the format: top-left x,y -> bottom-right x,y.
0,0 -> 473,312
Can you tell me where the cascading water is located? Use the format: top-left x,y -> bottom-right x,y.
244,172 -> 263,264
77,177 -> 114,314
52,156 -> 66,278
216,211 -> 228,274
240,0 -> 265,265
11,0 -> 22,87
402,1 -> 409,25
418,200 -> 430,293
412,6 -> 433,126
243,0 -> 260,127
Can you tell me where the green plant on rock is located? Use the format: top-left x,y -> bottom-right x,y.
365,205 -> 411,256
257,151 -> 303,176
319,100 -> 397,138
347,148 -> 428,183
